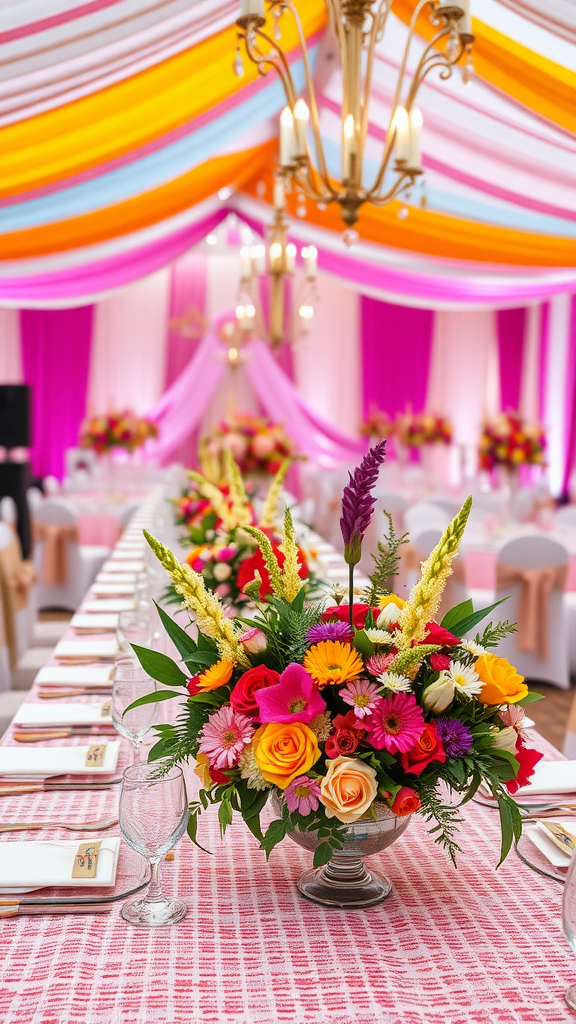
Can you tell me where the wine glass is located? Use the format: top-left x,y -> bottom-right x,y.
119,760 -> 188,927
116,609 -> 153,654
562,852 -> 576,1010
112,657 -> 158,762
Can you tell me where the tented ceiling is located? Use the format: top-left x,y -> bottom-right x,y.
1,0 -> 575,305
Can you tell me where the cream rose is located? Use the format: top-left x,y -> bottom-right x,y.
422,675 -> 454,713
320,755 -> 378,824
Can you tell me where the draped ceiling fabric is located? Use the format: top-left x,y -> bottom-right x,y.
0,0 -> 574,308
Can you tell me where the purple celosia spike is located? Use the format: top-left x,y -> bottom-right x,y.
340,440 -> 387,565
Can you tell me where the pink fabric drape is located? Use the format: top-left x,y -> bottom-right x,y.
560,296 -> 576,495
496,307 -> 526,412
165,252 -> 207,386
20,306 -> 93,478
360,296 -> 434,418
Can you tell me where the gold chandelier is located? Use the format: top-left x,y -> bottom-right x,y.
236,0 -> 473,231
235,178 -> 318,349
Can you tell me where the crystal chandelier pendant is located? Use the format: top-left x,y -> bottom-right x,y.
342,229 -> 359,249
233,47 -> 244,77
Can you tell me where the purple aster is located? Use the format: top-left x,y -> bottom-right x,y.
307,621 -> 354,645
340,440 -> 387,566
435,717 -> 473,757
284,775 -> 322,816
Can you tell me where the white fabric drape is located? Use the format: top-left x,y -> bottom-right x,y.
543,294 -> 573,495
0,308 -> 23,383
88,269 -> 170,414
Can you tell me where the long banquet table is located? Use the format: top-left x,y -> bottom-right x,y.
0,492 -> 575,1024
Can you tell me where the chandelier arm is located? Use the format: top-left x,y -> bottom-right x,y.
390,0 -> 434,114
405,28 -> 465,106
250,26 -> 299,103
367,172 -> 416,205
295,163 -> 336,202
361,0 -> 389,166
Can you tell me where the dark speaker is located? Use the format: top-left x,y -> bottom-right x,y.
0,385 -> 31,449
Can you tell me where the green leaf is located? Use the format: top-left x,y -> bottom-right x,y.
153,601 -> 198,659
131,645 -> 188,687
260,817 -> 288,861
218,798 -> 233,837
187,807 -> 212,854
353,630 -> 375,657
497,793 -> 514,867
441,599 -> 473,631
516,691 -> 544,706
183,650 -> 219,669
313,841 -> 334,867
290,587 -> 306,613
124,689 -> 183,715
448,599 -> 508,639
196,631 -> 218,653
187,691 -> 227,706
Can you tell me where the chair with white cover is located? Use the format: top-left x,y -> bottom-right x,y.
492,535 -> 569,689
43,475 -> 60,496
427,497 -> 460,519
404,502 -> 450,536
33,498 -> 110,611
555,506 -> 576,529
410,527 -> 469,621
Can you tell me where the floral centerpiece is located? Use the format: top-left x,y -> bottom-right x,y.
360,407 -> 395,441
201,413 -> 297,480
131,441 -> 543,907
479,412 -> 546,471
172,453 -> 312,607
395,412 -> 452,449
79,411 -> 158,454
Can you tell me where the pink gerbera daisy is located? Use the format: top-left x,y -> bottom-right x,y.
364,692 -> 425,754
198,706 -> 254,770
365,652 -> 395,677
340,678 -> 382,719
284,775 -> 322,816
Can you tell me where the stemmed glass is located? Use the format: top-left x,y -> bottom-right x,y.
112,657 -> 158,762
116,609 -> 153,654
119,760 -> 188,927
562,852 -> 576,1010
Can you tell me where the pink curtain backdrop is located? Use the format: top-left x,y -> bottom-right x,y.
144,313 -> 364,468
360,297 -> 434,420
0,308 -> 23,383
20,305 -> 94,478
165,251 -> 207,386
496,307 -> 526,412
538,302 -> 551,422
561,296 -> 576,494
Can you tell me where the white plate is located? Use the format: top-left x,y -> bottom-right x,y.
55,640 -> 118,661
0,741 -> 120,777
103,560 -> 145,573
91,584 -> 136,597
0,838 -> 120,892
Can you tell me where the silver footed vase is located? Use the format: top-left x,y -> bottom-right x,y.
272,796 -> 411,909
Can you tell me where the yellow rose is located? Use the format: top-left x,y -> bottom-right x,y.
320,756 -> 378,824
476,654 -> 528,705
378,594 -> 406,611
253,722 -> 320,789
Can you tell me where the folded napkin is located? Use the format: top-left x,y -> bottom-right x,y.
91,583 -> 136,597
103,560 -> 145,573
524,821 -> 573,869
0,838 -> 120,891
36,666 -> 113,687
71,613 -> 119,633
519,760 -> 576,797
55,640 -> 118,661
14,702 -> 110,726
83,599 -> 136,614
0,740 -> 120,776
95,573 -> 137,584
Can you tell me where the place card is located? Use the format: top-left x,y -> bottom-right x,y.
100,699 -> 112,719
85,744 -> 107,768
72,841 -> 103,879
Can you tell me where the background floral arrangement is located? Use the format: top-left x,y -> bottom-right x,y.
132,441 -> 542,869
201,412 -> 297,478
360,407 -> 395,440
479,412 -> 546,471
395,412 -> 452,449
79,411 -> 158,454
172,453 -> 311,607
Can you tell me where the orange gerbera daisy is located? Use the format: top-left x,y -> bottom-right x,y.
303,641 -> 363,689
196,660 -> 234,692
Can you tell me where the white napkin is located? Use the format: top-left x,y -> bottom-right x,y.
71,614 -> 119,632
14,702 -> 111,727
0,838 -> 120,891
91,583 -> 136,596
36,666 -> 113,687
523,821 -> 574,868
55,640 -> 118,661
83,599 -> 136,613
103,560 -> 145,573
0,741 -> 120,777
96,573 -> 137,584
520,761 -> 576,797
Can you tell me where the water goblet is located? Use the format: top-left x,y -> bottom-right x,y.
112,657 -> 158,762
117,609 -> 153,654
119,760 -> 188,927
562,851 -> 576,1009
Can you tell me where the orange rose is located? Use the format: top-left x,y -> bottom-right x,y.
253,722 -> 320,789
475,654 -> 528,705
320,756 -> 378,824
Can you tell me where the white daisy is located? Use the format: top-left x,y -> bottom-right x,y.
461,640 -> 487,658
446,660 -> 483,698
364,628 -> 393,646
378,671 -> 413,693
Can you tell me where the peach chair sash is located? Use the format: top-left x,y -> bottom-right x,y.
0,538 -> 36,668
33,521 -> 78,586
496,562 -> 567,660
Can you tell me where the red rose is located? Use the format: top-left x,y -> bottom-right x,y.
322,604 -> 379,629
430,653 -> 451,672
237,544 -> 309,599
230,665 -> 280,717
325,728 -> 359,759
333,711 -> 365,734
208,764 -> 231,785
398,722 -> 446,776
391,786 -> 421,816
187,675 -> 201,697
420,623 -> 459,647
505,739 -> 544,794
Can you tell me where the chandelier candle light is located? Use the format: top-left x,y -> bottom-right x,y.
236,0 -> 473,235
236,177 -> 318,347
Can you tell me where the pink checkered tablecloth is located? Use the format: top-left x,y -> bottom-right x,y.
1,561 -> 575,1022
